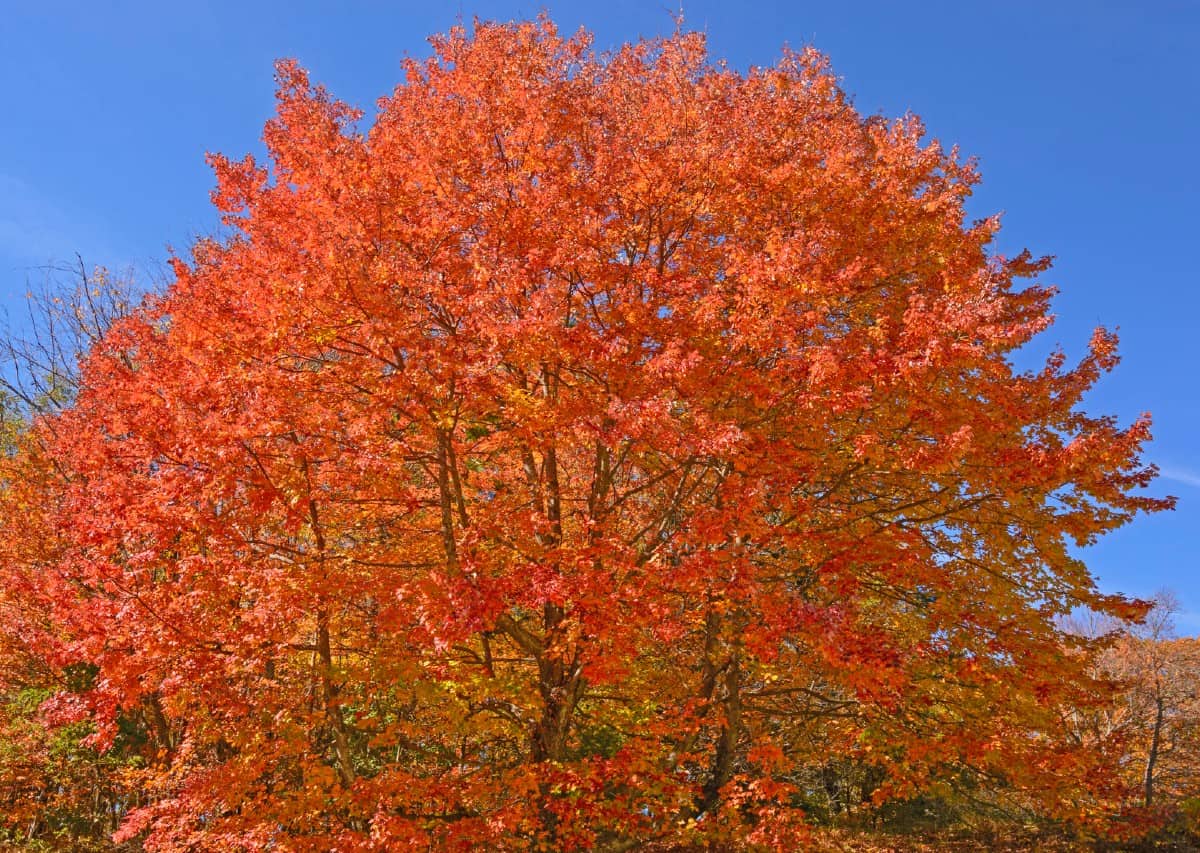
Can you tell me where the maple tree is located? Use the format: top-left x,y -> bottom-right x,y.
1064,595 -> 1200,838
0,18 -> 1174,851
1107,602 -> 1200,813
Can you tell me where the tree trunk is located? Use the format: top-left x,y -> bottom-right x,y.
1145,694 -> 1164,807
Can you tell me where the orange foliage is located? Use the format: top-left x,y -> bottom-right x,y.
0,18 -> 1171,851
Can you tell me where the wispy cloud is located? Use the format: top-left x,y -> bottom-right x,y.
0,173 -> 68,261
0,173 -> 117,275
1175,611 -> 1200,638
1159,466 -> 1200,489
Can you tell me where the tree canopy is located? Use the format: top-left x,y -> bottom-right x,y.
0,19 -> 1174,852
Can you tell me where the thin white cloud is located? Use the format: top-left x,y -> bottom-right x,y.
0,173 -> 117,272
0,175 -> 67,262
1160,467 -> 1200,489
1174,611 -> 1200,638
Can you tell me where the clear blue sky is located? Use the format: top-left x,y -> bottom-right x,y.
2,1 -> 1196,627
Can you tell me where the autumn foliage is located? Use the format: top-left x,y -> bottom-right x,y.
0,19 -> 1177,851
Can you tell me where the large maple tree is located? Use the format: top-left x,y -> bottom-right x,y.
0,19 -> 1172,851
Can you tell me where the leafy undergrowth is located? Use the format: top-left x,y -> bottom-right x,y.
810,830 -> 1197,852
641,831 -> 1196,852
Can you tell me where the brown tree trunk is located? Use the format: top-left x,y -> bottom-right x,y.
698,653 -> 742,815
1145,694 -> 1164,807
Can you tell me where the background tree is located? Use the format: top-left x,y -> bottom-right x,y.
1059,593 -> 1200,845
0,260 -> 147,851
1105,595 -> 1200,814
0,257 -> 142,421
0,19 -> 1173,852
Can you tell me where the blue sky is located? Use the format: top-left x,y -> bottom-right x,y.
2,1 -> 1196,627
